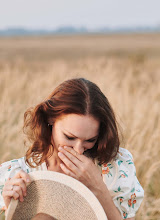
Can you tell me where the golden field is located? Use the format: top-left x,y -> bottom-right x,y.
0,33 -> 160,220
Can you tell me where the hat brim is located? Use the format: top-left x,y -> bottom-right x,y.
6,171 -> 108,220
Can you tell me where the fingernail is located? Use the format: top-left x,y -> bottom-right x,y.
26,179 -> 30,183
64,146 -> 68,149
58,146 -> 63,151
58,152 -> 63,157
60,163 -> 64,167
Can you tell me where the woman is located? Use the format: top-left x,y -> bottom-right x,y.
0,78 -> 144,219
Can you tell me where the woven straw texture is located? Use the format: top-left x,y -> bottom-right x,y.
6,171 -> 107,220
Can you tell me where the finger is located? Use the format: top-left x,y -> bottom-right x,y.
58,152 -> 79,173
59,163 -> 77,179
58,147 -> 81,165
13,170 -> 31,183
63,146 -> 87,162
3,184 -> 15,191
3,184 -> 24,202
11,185 -> 24,202
2,189 -> 20,201
5,179 -> 27,197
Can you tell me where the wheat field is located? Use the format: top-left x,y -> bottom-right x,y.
0,33 -> 160,220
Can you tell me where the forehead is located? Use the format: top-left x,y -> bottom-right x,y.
55,114 -> 100,137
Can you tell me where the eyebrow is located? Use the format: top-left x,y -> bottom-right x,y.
63,130 -> 98,141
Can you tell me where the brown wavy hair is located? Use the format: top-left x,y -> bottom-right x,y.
23,78 -> 120,168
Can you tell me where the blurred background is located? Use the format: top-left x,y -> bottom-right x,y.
0,0 -> 160,219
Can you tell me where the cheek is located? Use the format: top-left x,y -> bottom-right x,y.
84,142 -> 96,150
52,133 -> 69,147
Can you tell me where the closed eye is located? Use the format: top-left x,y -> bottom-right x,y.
65,135 -> 75,140
64,134 -> 75,140
86,139 -> 97,143
64,134 -> 96,142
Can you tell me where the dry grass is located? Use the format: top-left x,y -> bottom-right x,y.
0,33 -> 160,220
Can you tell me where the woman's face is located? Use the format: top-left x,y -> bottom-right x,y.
51,114 -> 100,155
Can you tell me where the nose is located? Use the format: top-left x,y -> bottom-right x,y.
73,141 -> 84,155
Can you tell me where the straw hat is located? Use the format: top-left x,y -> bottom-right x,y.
6,171 -> 108,220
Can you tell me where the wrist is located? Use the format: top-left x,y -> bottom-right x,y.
92,181 -> 109,198
92,183 -> 122,220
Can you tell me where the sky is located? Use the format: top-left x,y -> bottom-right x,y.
0,0 -> 160,30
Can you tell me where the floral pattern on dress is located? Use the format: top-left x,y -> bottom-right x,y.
0,186 -> 3,196
118,170 -> 128,178
126,159 -> 134,165
102,148 -> 144,219
102,163 -> 113,177
7,165 -> 11,171
128,193 -> 137,209
114,186 -> 124,193
11,160 -> 18,163
118,160 -> 123,166
116,196 -> 124,205
0,148 -> 144,219
123,211 -> 128,219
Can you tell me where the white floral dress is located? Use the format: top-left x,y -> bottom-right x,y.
0,147 -> 144,219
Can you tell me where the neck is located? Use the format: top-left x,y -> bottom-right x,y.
45,145 -> 63,172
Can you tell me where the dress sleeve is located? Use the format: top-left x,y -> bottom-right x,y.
102,148 -> 144,219
0,157 -> 28,214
